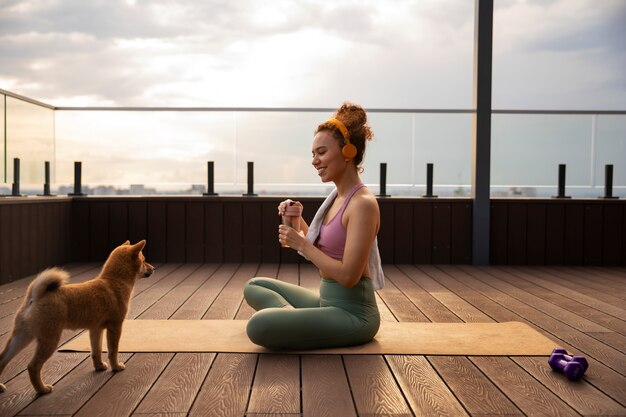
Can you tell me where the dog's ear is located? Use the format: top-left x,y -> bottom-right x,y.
129,240 -> 146,257
122,240 -> 130,246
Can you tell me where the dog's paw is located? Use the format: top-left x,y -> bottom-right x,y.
36,384 -> 53,395
94,362 -> 109,372
0,382 -> 6,392
112,362 -> 126,372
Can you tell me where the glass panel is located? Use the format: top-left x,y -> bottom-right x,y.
5,97 -> 55,192
595,115 -> 626,196
0,94 -> 5,188
491,114 -> 592,197
55,110 -> 473,196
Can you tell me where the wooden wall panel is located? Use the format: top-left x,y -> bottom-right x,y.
451,202 -> 472,264
526,204 -> 546,264
147,202 -> 167,262
128,201 -> 148,247
602,204 -> 623,266
109,201 -> 128,248
262,202 -> 280,263
583,204 -> 603,265
223,202 -> 243,262
413,203 -> 433,264
166,202 -> 186,262
545,204 -> 565,265
394,203 -> 414,264
564,204 -> 584,265
507,203 -> 527,265
377,200 -> 394,264
490,202 -> 508,264
186,202 -> 205,262
242,202 -> 262,262
89,202 -> 109,261
72,201 -> 90,262
205,202 -> 223,262
432,203 -> 451,264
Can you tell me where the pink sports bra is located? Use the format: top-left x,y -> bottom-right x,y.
316,183 -> 366,259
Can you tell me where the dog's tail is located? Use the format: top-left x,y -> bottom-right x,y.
27,267 -> 69,302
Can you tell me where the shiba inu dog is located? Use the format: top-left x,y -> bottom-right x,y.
0,240 -> 154,394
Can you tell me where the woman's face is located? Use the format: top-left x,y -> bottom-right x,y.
311,130 -> 344,183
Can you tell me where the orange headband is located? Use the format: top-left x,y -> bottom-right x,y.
327,118 -> 351,144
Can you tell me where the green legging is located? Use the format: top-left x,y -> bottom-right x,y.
243,276 -> 380,350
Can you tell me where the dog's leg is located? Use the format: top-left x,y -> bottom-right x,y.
106,325 -> 125,371
0,330 -> 35,392
89,329 -> 108,371
28,334 -> 61,395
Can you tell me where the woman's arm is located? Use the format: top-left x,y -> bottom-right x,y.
279,193 -> 379,288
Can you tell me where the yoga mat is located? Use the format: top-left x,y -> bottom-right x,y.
59,320 -> 556,356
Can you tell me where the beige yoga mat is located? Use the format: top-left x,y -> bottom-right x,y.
60,320 -> 556,356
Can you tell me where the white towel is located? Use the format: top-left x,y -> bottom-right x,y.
300,188 -> 385,290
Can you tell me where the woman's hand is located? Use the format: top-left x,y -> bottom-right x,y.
278,224 -> 307,251
277,199 -> 303,216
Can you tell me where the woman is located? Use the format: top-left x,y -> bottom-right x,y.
243,102 -> 384,350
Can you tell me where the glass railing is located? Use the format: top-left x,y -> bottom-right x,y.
1,90 -> 624,198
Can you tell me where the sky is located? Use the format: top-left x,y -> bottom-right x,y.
1,0 -> 625,110
1,0 -> 625,195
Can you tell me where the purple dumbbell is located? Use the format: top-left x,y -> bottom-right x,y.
548,347 -> 588,381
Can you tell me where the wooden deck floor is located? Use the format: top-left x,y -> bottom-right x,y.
0,263 -> 625,417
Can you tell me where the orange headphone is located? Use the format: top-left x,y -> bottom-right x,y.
327,118 -> 357,159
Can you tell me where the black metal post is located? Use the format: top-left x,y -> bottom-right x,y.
377,163 -> 390,197
423,163 -> 438,198
203,161 -> 218,196
243,161 -> 257,196
601,164 -> 618,199
9,158 -> 23,197
553,164 -> 570,198
69,161 -> 86,196
38,161 -> 55,196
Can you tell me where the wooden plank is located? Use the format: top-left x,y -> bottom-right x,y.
343,355 -> 411,416
471,357 -> 579,417
489,201 -> 508,264
413,202 -> 432,263
393,203 -> 413,263
526,203 -> 546,264
166,202 -> 186,262
376,266 -> 428,322
73,353 -> 172,417
507,203 -> 527,265
301,355 -> 356,417
564,204 -> 584,265
429,356 -> 523,416
432,202 -> 451,263
132,352 -> 215,415
513,356 -> 626,416
188,353 -> 257,417
185,202 -> 205,262
450,202 -> 472,264
386,355 -> 469,416
247,354 -> 300,415
18,203 -> 30,280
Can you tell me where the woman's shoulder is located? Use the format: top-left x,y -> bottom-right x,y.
351,187 -> 379,213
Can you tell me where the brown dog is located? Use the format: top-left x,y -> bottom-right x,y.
0,240 -> 154,394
